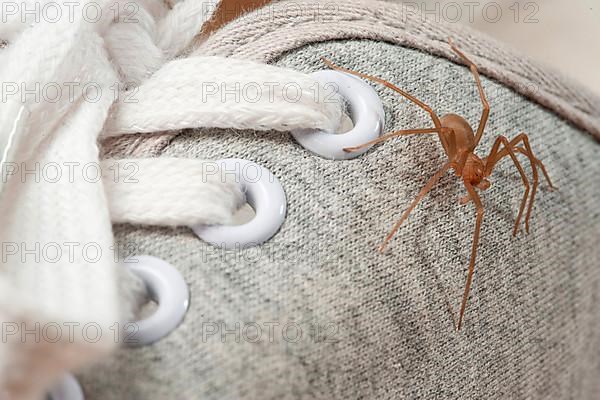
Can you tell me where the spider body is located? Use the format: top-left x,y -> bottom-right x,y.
440,113 -> 475,155
322,39 -> 554,330
439,114 -> 490,190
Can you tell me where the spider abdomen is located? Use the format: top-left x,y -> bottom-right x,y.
440,113 -> 475,160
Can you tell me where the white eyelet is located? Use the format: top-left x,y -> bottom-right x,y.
192,159 -> 286,249
47,374 -> 84,400
125,255 -> 190,346
291,70 -> 385,160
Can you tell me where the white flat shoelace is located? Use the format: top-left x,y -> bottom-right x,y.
0,0 -> 346,397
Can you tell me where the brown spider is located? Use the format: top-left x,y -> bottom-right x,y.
322,38 -> 555,330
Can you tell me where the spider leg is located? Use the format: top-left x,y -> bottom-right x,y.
484,136 -> 530,236
508,134 -> 543,233
321,57 -> 453,154
484,135 -> 554,190
344,128 -> 440,152
447,38 -> 490,150
343,127 -> 452,153
514,146 -> 554,189
514,145 -> 555,232
458,181 -> 484,330
379,162 -> 452,252
486,134 -> 554,233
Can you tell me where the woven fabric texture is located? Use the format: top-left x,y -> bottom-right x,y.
81,39 -> 600,399
101,0 -> 600,160
196,0 -> 600,140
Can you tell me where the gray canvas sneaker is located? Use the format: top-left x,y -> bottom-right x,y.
7,1 -> 600,399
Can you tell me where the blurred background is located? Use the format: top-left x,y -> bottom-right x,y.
390,0 -> 600,95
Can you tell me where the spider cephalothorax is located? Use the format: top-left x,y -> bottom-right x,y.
323,38 -> 554,330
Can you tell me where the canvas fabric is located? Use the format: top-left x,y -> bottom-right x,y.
101,0 -> 600,158
80,35 -> 600,400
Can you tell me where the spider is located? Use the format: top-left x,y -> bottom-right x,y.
322,38 -> 555,330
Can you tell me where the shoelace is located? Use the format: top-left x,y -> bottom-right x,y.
0,1 -> 346,398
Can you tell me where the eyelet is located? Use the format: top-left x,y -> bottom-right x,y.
291,70 -> 385,160
125,255 -> 190,346
192,159 -> 286,249
47,374 -> 84,400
